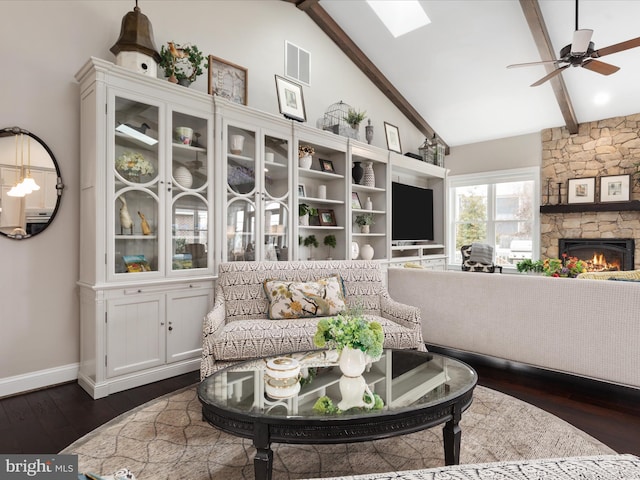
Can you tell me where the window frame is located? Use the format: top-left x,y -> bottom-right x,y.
446,167 -> 540,269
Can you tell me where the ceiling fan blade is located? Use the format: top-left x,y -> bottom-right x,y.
582,59 -> 620,75
530,65 -> 570,87
507,59 -> 561,69
571,29 -> 593,55
593,36 -> 640,57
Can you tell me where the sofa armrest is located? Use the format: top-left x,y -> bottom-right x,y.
200,285 -> 227,380
379,294 -> 426,350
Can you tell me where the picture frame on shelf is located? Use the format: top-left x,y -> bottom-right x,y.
351,192 -> 362,209
318,209 -> 337,226
319,158 -> 335,173
207,55 -> 248,105
567,177 -> 595,204
600,174 -> 630,202
275,75 -> 306,122
384,122 -> 402,154
298,184 -> 306,197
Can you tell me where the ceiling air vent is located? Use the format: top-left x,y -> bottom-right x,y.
285,41 -> 310,86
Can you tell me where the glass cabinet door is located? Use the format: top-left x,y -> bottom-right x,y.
113,96 -> 160,275
263,134 -> 291,261
170,111 -> 210,271
226,125 -> 257,261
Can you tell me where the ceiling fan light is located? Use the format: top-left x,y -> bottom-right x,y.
571,29 -> 593,55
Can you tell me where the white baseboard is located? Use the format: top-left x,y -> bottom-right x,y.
0,363 -> 79,398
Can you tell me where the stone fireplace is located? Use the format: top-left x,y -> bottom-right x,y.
541,114 -> 640,270
559,238 -> 635,271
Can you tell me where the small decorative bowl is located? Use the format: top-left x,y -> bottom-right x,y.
265,357 -> 300,381
265,377 -> 301,399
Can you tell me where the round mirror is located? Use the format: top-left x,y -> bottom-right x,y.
0,127 -> 64,240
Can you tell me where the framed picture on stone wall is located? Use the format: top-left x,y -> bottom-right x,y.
567,177 -> 595,204
600,174 -> 630,203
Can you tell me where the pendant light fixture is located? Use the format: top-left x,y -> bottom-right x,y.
19,135 -> 40,194
7,134 -> 26,197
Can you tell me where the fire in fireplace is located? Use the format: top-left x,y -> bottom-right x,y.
559,238 -> 635,272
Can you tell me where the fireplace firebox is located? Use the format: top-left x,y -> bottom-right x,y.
558,238 -> 635,271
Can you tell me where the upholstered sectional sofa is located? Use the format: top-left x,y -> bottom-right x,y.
200,260 -> 426,379
387,268 -> 640,389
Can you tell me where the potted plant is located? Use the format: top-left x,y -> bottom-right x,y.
159,42 -> 205,86
303,234 -> 319,259
355,213 -> 375,233
516,259 -> 544,274
299,203 -> 318,226
324,234 -> 336,259
298,145 -> 315,169
344,109 -> 367,129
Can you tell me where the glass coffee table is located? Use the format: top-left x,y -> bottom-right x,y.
198,349 -> 477,480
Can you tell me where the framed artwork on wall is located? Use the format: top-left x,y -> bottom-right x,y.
207,55 -> 248,105
600,174 -> 630,202
567,177 -> 595,204
384,122 -> 402,154
275,75 -> 306,122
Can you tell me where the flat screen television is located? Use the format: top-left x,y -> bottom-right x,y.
392,182 -> 434,242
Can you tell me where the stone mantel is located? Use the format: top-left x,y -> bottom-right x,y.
540,200 -> 640,214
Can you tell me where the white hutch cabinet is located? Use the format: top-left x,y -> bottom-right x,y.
74,58 -> 448,397
76,58 -> 214,398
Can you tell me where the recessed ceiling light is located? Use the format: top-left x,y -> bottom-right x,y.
366,0 -> 431,38
593,92 -> 610,105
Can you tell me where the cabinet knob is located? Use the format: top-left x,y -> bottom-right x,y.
160,322 -> 165,326
168,326 -> 173,331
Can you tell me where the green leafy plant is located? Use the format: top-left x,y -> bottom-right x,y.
344,109 -> 367,127
312,392 -> 384,414
543,254 -> 587,278
299,203 -> 318,217
303,234 -> 319,249
324,234 -> 336,249
516,259 -> 544,274
313,304 -> 383,358
159,42 -> 205,83
355,213 -> 375,226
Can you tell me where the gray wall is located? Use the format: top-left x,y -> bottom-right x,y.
0,1 -> 428,393
446,131 -> 542,175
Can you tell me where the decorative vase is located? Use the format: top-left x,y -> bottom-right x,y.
177,78 -> 192,87
337,374 -> 375,411
339,346 -> 368,377
360,225 -> 370,234
365,120 -> 374,145
173,166 -> 193,189
300,213 -> 309,226
365,197 -> 373,211
360,244 -> 374,260
352,161 -> 364,184
299,155 -> 313,169
363,161 -> 375,187
230,135 -> 245,155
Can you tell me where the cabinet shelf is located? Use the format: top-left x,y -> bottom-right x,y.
352,184 -> 385,193
115,131 -> 159,151
172,142 -> 206,154
299,225 -> 344,230
115,234 -> 158,240
299,196 -> 344,205
299,169 -> 344,180
353,208 -> 385,214
352,233 -> 386,237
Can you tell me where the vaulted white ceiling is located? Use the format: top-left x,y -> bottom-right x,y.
319,0 -> 640,147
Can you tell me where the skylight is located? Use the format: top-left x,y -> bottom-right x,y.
366,0 -> 431,38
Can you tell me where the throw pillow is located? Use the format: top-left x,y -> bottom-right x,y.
469,243 -> 493,264
264,274 -> 346,320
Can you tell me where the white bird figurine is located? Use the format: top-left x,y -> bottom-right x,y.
119,197 -> 133,235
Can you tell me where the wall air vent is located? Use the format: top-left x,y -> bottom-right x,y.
285,41 -> 310,86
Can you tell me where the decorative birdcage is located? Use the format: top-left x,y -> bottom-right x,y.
321,101 -> 359,140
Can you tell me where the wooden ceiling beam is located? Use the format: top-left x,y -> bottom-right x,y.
284,0 -> 448,151
519,0 -> 578,134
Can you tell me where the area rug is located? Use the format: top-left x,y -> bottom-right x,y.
61,385 -> 615,480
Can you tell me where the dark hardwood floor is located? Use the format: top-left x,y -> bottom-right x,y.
1,351 -> 639,456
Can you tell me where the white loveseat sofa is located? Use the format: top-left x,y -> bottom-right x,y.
201,261 -> 426,379
387,268 -> 640,390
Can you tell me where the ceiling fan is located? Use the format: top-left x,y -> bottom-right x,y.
508,0 -> 640,87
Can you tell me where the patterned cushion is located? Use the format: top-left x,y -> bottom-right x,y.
577,269 -> 640,280
263,274 -> 346,319
212,315 -> 421,361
